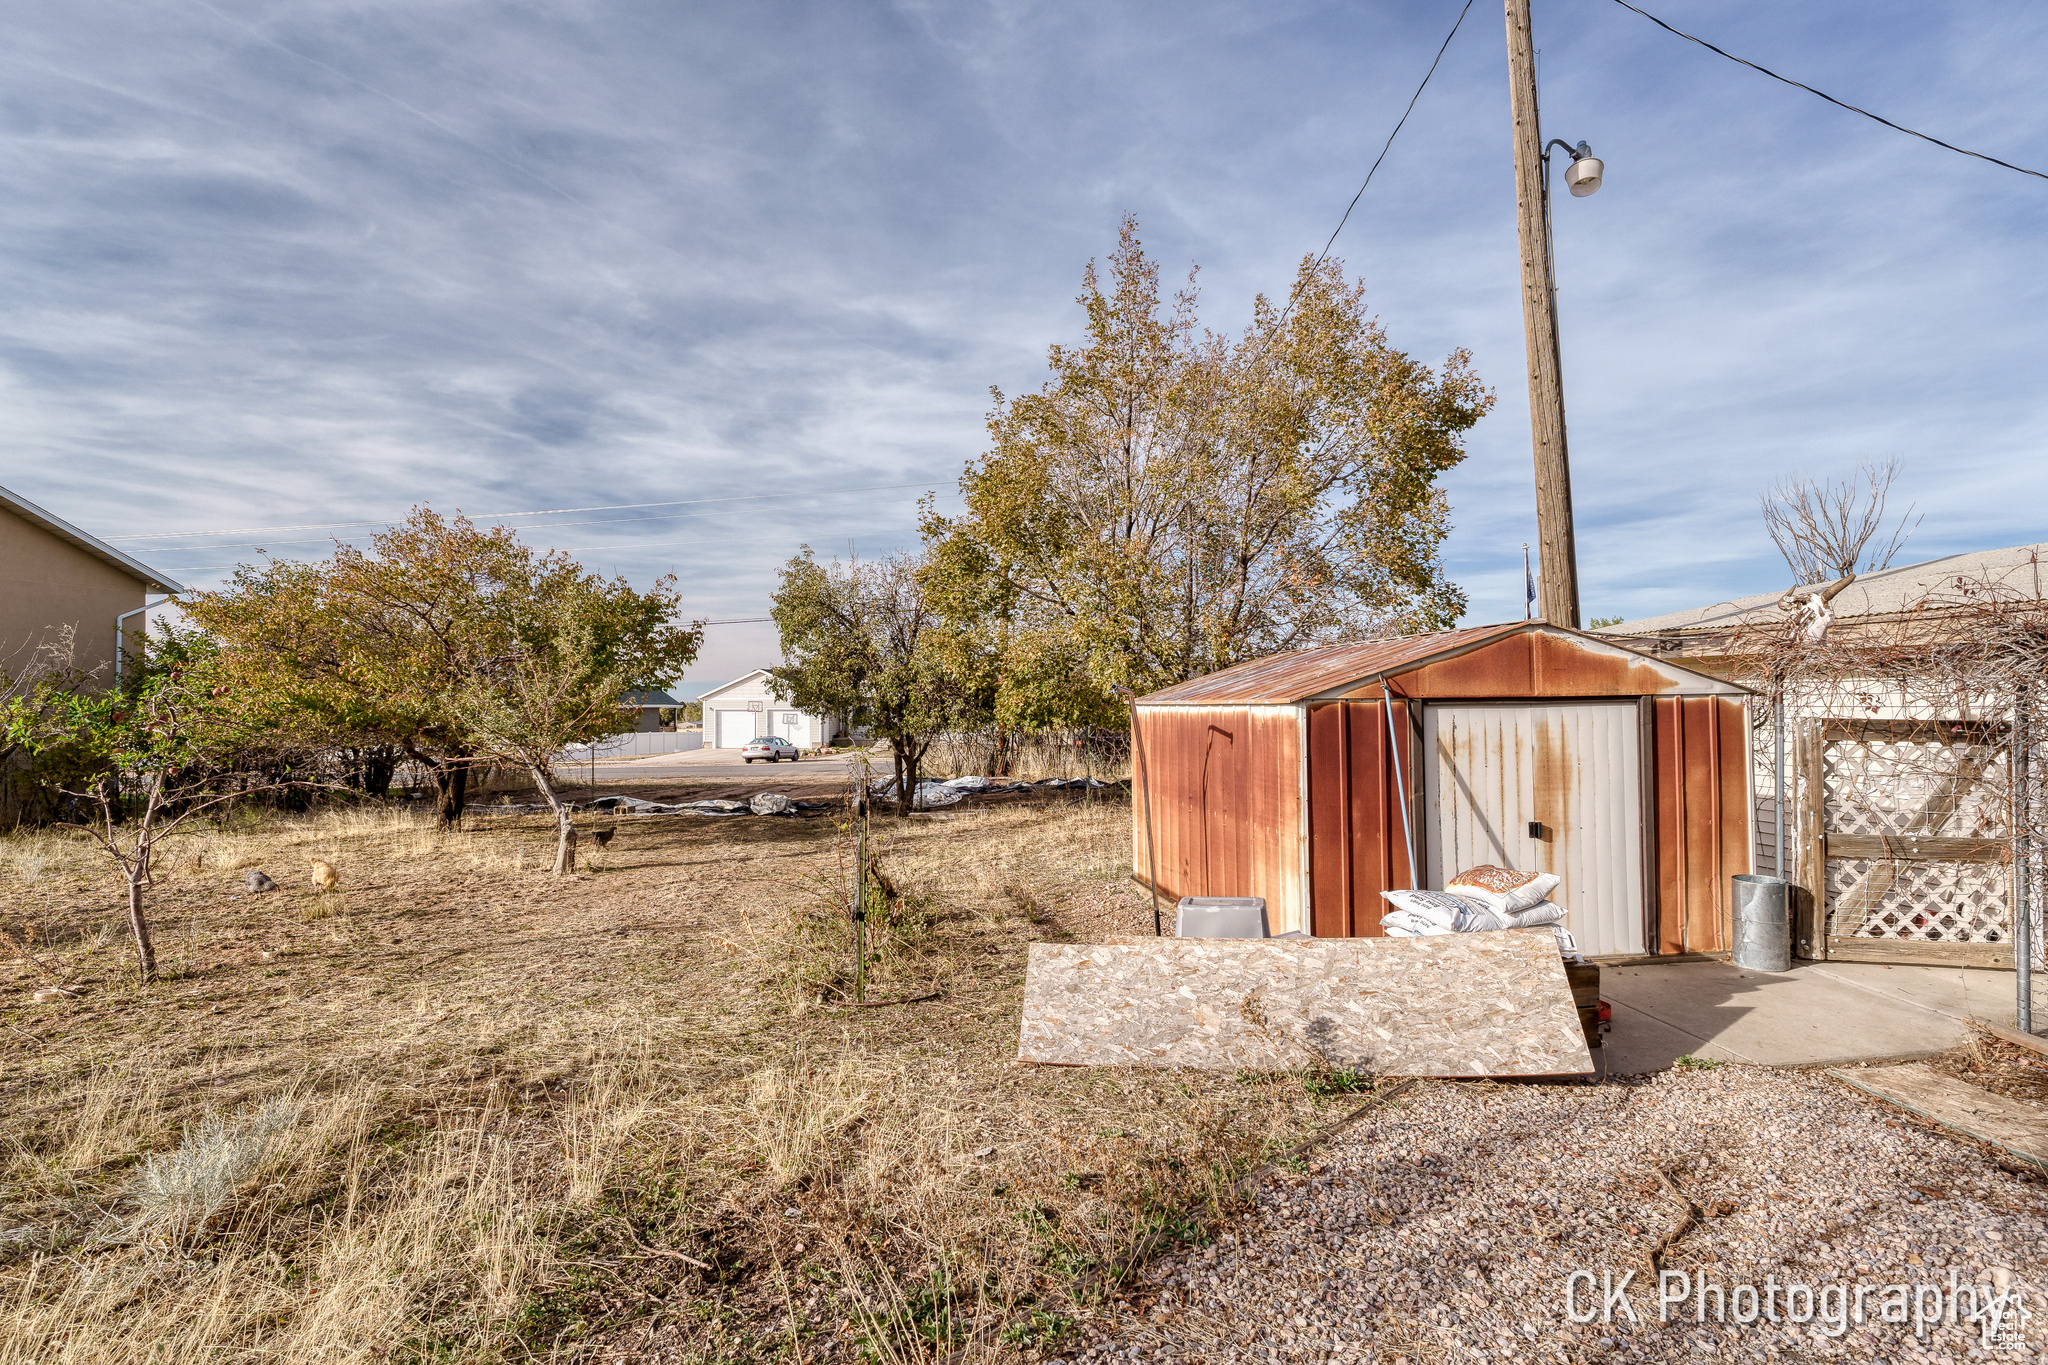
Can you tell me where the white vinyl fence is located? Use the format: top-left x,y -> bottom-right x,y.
565,731 -> 703,759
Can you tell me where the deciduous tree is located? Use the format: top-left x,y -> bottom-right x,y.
457,571 -> 698,874
923,216 -> 1493,724
188,510 -> 694,826
3,632 -> 294,981
770,551 -> 983,815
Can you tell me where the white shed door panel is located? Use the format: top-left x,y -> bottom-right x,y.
715,709 -> 756,747
1423,703 -> 1644,958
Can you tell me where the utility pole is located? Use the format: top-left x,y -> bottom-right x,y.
1505,0 -> 1581,629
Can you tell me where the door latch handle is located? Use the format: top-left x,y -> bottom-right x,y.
1527,821 -> 1545,839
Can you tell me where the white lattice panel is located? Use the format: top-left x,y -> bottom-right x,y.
1822,739 -> 2006,838
1825,857 -> 2011,944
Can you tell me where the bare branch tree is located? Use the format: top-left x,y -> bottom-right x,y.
1761,457 -> 1920,597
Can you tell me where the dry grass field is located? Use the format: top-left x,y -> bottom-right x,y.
0,778 -> 1350,1364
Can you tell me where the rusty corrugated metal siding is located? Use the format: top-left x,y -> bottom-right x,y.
1136,626 -> 1752,953
1306,701 -> 1417,937
1651,696 -> 1751,953
1132,706 -> 1305,931
1349,631 -> 1729,701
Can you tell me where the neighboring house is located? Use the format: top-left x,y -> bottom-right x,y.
1,483 -> 184,684
1593,541 -> 2048,665
699,670 -> 840,750
619,688 -> 680,733
1596,540 -> 2047,970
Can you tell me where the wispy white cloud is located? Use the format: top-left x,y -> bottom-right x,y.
1,0 -> 2043,683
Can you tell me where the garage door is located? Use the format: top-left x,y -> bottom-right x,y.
715,709 -> 755,748
1423,702 -> 1645,958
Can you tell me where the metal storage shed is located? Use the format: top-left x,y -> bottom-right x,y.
1131,621 -> 1753,959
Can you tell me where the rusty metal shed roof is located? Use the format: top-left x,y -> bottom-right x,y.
1136,621 -> 1749,705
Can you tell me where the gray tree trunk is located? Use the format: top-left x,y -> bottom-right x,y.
529,764 -> 577,875
127,864 -> 156,981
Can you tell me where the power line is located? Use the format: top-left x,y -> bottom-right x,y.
1259,0 -> 1476,346
1610,0 -> 2048,182
134,498 -> 925,555
1313,0 -> 1478,276
109,482 -> 936,543
161,521 -> 925,574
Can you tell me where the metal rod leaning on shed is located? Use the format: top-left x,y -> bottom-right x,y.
1115,686 -> 1165,936
1380,678 -> 1419,886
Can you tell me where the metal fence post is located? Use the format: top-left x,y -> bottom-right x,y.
2018,686 -> 2034,1035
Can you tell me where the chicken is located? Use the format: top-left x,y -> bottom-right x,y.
309,858 -> 339,893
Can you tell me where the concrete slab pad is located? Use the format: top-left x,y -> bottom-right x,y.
1597,960 -> 1974,1072
1799,960 -> 2046,1034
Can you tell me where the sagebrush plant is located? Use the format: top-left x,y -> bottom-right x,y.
127,1098 -> 304,1249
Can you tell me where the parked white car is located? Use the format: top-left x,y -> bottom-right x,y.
741,736 -> 802,763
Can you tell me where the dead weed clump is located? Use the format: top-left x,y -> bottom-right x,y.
0,1062 -> 567,1364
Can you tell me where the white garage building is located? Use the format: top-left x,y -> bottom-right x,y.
699,670 -> 841,751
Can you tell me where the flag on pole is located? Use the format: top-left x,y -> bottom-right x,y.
1523,544 -> 1535,621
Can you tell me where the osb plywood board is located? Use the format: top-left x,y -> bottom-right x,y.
1017,930 -> 1592,1076
1828,1064 -> 2048,1168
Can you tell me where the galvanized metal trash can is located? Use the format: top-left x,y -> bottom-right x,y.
1731,874 -> 1791,972
1175,897 -> 1269,939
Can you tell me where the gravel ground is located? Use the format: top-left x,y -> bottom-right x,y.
1063,1067 -> 2048,1364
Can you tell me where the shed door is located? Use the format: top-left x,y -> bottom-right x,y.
715,709 -> 755,747
1424,703 -> 1645,958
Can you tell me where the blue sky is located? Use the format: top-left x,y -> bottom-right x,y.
4,0 -> 2043,689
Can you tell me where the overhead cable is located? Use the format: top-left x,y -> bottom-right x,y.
110,482 -> 934,542
1313,0 -> 1478,276
1260,0 -> 1476,347
1610,0 -> 2048,182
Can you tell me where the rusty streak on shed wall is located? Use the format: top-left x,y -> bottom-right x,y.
1131,706 -> 1305,932
1307,700 -> 1416,938
1651,696 -> 1750,953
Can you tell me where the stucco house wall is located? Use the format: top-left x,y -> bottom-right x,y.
1,485 -> 183,683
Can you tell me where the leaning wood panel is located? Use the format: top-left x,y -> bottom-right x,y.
1683,697 -> 1724,952
1829,1064 -> 2047,1168
1802,719 -> 1828,959
1820,938 -> 2015,969
1016,930 -> 1592,1076
1823,834 -> 2008,862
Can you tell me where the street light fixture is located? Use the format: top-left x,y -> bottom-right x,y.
1550,139 -> 1604,197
